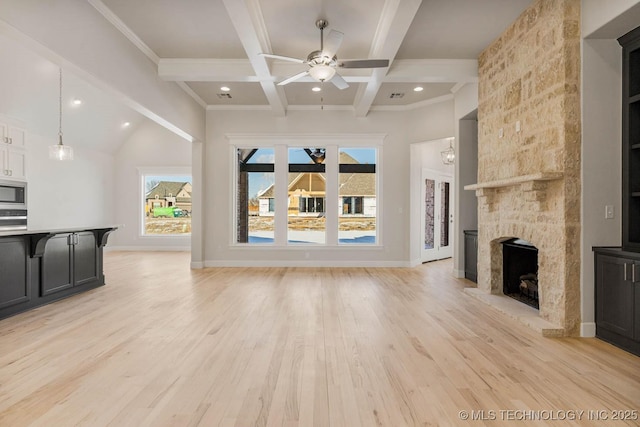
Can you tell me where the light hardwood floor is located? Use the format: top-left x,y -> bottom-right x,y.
0,251 -> 639,426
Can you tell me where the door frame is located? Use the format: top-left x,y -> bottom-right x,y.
420,169 -> 453,262
409,139 -> 455,266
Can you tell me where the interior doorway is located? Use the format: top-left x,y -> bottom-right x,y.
421,169 -> 453,262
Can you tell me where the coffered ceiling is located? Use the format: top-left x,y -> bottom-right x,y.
93,0 -> 532,116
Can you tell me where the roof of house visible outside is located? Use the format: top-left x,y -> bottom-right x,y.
258,152 -> 375,198
146,181 -> 192,200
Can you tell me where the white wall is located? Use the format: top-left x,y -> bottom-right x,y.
453,84 -> 479,277
111,120 -> 192,250
579,1 -> 640,336
581,38 -> 622,337
0,0 -> 205,143
26,132 -> 116,230
198,102 -> 454,266
582,0 -> 640,37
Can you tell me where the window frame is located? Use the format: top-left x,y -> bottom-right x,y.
138,166 -> 192,238
228,134 -> 383,247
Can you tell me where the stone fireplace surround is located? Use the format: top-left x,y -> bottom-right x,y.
465,0 -> 582,337
464,174 -> 574,337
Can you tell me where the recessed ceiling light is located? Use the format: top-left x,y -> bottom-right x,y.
72,98 -> 83,105
220,86 -> 230,92
414,86 -> 424,92
122,122 -> 131,128
312,86 -> 321,92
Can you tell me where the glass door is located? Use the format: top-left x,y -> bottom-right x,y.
421,169 -> 453,262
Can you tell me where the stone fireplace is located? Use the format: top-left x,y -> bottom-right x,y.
502,238 -> 539,309
466,0 -> 581,336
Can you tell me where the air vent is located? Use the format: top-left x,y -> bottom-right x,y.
389,92 -> 405,99
217,93 -> 232,99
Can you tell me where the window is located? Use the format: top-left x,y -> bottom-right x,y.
233,141 -> 379,246
236,148 -> 275,243
288,147 -> 326,244
142,173 -> 192,235
339,148 -> 376,244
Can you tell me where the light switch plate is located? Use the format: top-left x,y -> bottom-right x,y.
605,205 -> 614,219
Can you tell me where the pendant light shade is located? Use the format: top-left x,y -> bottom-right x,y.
49,68 -> 74,161
441,138 -> 455,165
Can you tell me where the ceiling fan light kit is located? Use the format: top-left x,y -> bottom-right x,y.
259,19 -> 390,90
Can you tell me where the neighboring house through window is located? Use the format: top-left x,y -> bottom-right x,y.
235,143 -> 378,245
139,168 -> 192,236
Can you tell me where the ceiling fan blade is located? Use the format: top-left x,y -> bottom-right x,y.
322,30 -> 343,58
339,59 -> 390,69
277,71 -> 309,86
259,53 -> 305,64
330,73 -> 349,90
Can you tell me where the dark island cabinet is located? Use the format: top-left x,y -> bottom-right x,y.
42,232 -> 97,296
0,227 -> 115,320
0,236 -> 30,310
594,248 -> 640,356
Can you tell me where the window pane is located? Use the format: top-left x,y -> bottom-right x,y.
237,148 -> 275,243
144,175 -> 192,235
288,148 -> 326,244
440,181 -> 450,247
339,148 -> 376,244
424,178 -> 435,249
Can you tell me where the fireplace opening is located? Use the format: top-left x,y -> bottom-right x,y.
501,238 -> 539,309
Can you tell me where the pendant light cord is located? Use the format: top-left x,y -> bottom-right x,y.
58,68 -> 63,142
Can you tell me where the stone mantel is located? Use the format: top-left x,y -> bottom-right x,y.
464,172 -> 564,212
463,172 -> 563,191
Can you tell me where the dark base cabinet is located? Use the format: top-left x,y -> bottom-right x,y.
594,247 -> 640,357
0,237 -> 30,310
464,230 -> 478,282
0,227 -> 115,320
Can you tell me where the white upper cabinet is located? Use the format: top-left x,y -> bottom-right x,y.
0,117 -> 27,181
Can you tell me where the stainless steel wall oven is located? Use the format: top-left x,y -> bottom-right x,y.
0,179 -> 27,230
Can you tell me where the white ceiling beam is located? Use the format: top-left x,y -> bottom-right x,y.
159,58 -> 378,83
222,0 -> 286,116
385,59 -> 478,83
158,59 -> 260,82
354,0 -> 423,117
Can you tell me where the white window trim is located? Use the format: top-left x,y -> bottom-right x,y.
227,133 -> 384,247
137,166 -> 192,237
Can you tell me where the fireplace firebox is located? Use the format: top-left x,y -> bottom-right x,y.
502,238 -> 539,309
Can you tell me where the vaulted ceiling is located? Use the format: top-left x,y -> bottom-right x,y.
93,0 -> 532,116
0,0 -> 533,153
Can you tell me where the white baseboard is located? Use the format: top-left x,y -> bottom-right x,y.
190,261 -> 204,269
409,258 -> 421,267
580,322 -> 596,338
203,259 -> 411,268
453,269 -> 465,278
106,245 -> 191,252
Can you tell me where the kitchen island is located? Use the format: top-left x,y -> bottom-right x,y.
0,226 -> 117,320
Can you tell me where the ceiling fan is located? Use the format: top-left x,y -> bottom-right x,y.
259,19 -> 390,90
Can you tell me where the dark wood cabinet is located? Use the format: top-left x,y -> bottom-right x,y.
41,233 -> 74,296
0,236 -> 30,310
0,227 -> 115,320
464,230 -> 478,282
42,231 -> 98,296
620,26 -> 640,251
74,231 -> 98,286
594,248 -> 640,356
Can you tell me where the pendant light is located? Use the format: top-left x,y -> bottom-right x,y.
49,67 -> 74,161
440,138 -> 455,165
